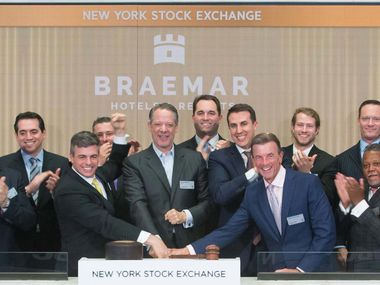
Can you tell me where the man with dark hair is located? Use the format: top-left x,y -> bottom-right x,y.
335,143 -> 380,271
171,133 -> 336,273
282,107 -> 334,204
206,103 -> 260,275
0,111 -> 67,252
178,95 -> 229,160
123,103 -> 210,249
92,114 -> 140,166
54,131 -> 168,276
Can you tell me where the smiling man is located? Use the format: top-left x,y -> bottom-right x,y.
123,103 -> 210,249
171,133 -> 336,273
206,103 -> 260,276
282,107 -> 334,204
334,143 -> 380,271
178,95 -> 229,160
54,131 -> 169,276
0,111 -> 68,252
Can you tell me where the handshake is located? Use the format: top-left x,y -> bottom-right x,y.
146,234 -> 190,258
146,235 -> 220,260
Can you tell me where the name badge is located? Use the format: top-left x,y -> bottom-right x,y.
287,213 -> 305,226
180,181 -> 195,190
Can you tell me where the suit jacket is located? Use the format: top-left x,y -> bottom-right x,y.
123,144 -> 210,248
54,144 -> 136,276
337,184 -> 380,271
193,169 -> 336,272
0,168 -> 36,251
208,144 -> 258,273
0,149 -> 69,252
177,134 -> 226,151
282,144 -> 335,204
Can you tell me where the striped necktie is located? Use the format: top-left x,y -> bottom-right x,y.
29,157 -> 41,204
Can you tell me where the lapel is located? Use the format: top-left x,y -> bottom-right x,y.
367,184 -> 380,207
14,150 -> 29,182
190,136 -> 198,150
349,142 -> 362,172
280,170 -> 296,239
145,145 -> 171,192
230,145 -> 246,174
69,169 -> 114,210
257,178 -> 282,242
96,172 -> 115,205
171,146 -> 186,202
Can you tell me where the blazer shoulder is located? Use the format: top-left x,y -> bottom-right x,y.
336,142 -> 360,159
177,136 -> 197,150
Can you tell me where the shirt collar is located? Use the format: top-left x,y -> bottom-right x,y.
264,166 -> 286,189
152,143 -> 174,158
235,144 -> 251,155
195,134 -> 220,149
21,149 -> 44,166
71,166 -> 96,186
360,138 -> 380,157
292,144 -> 314,156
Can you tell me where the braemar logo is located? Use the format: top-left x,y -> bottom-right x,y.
94,32 -> 249,111
154,34 -> 185,65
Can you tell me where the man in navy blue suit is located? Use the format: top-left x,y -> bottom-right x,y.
171,133 -> 336,273
206,103 -> 260,276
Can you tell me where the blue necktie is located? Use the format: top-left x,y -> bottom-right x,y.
29,157 -> 41,204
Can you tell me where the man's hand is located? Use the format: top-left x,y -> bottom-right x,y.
196,136 -> 211,161
345,177 -> 365,206
336,247 -> 348,269
292,150 -> 317,173
111,113 -> 127,137
26,170 -> 55,196
169,247 -> 190,256
98,142 -> 112,166
45,168 -> 61,194
215,139 -> 230,150
145,235 -> 169,258
164,209 -> 187,225
0,177 -> 9,208
275,268 -> 301,273
334,172 -> 352,208
128,138 -> 141,156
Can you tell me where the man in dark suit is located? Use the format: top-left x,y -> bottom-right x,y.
0,169 -> 36,252
171,133 -> 336,273
327,100 -> 380,203
123,103 -> 210,249
282,107 -> 334,204
334,143 -> 380,271
325,100 -> 380,264
207,103 -> 260,276
0,112 -> 66,252
54,131 -> 169,276
178,95 -> 229,161
92,114 -> 138,222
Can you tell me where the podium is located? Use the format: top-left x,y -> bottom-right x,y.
78,258 -> 240,285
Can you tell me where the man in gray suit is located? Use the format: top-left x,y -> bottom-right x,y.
123,103 -> 210,249
335,143 -> 380,271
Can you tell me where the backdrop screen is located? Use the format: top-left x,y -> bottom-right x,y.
0,4 -> 379,155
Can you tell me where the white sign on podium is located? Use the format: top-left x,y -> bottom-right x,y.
78,258 -> 240,285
